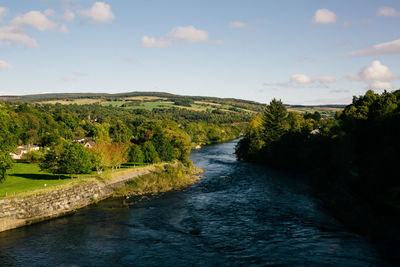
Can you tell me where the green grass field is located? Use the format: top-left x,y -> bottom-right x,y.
125,101 -> 175,110
0,163 -> 152,198
0,163 -> 79,198
287,106 -> 341,118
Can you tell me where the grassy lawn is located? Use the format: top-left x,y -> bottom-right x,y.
0,163 -> 154,199
0,163 -> 80,198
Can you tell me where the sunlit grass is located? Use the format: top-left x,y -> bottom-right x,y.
0,162 -> 155,199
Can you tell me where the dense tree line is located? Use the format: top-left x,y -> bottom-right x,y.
0,100 -> 247,181
236,90 -> 400,239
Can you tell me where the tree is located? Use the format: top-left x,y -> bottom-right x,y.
110,120 -> 131,143
129,145 -> 144,164
262,99 -> 289,144
58,143 -> 92,175
235,114 -> 264,160
152,131 -> 175,162
142,141 -> 159,163
40,144 -> 63,174
0,106 -> 18,182
0,105 -> 18,151
42,142 -> 92,176
164,128 -> 191,164
108,143 -> 128,170
0,152 -> 13,183
93,123 -> 111,143
304,111 -> 321,121
89,143 -> 110,174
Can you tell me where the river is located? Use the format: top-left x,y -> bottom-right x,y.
0,140 -> 391,266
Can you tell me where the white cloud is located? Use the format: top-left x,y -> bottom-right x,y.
350,60 -> 393,81
347,39 -> 400,57
141,35 -> 170,48
44,8 -> 55,16
0,60 -> 12,69
370,81 -> 393,89
11,11 -> 57,32
349,60 -> 394,89
0,26 -> 38,47
59,24 -> 70,34
78,2 -> 115,23
214,39 -> 224,45
142,25 -> 212,48
167,26 -> 209,43
312,9 -> 337,24
63,10 -> 75,22
0,7 -> 8,21
377,7 -> 400,17
229,21 -> 248,29
291,74 -> 312,84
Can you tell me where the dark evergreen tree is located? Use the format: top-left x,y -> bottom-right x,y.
129,145 -> 145,164
262,99 -> 289,144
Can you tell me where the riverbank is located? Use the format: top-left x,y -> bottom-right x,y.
0,164 -> 162,232
114,163 -> 203,198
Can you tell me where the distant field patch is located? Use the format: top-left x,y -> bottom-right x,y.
194,101 -> 221,106
287,106 -> 342,118
123,96 -> 167,101
172,104 -> 206,111
101,100 -> 126,107
288,107 -> 342,113
40,98 -> 102,105
124,101 -> 175,110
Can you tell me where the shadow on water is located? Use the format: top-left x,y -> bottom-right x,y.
0,139 -> 395,266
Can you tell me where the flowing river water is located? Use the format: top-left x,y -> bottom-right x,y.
0,140 -> 392,266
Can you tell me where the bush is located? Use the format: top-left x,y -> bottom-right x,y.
21,149 -> 44,163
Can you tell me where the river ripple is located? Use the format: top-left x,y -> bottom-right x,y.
0,140 -> 391,266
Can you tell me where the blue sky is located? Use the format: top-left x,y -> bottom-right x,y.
0,0 -> 399,104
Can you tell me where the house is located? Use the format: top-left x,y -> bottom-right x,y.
84,141 -> 96,148
10,145 -> 40,160
74,137 -> 95,148
73,137 -> 96,148
310,129 -> 320,135
75,138 -> 86,143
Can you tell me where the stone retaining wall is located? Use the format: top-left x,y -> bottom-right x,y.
0,168 -> 153,232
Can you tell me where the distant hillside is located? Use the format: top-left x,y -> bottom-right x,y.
1,92 -> 266,114
0,91 -> 343,117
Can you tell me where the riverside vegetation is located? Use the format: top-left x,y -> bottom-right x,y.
0,92 -> 258,197
114,162 -> 203,198
236,89 -> 400,243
